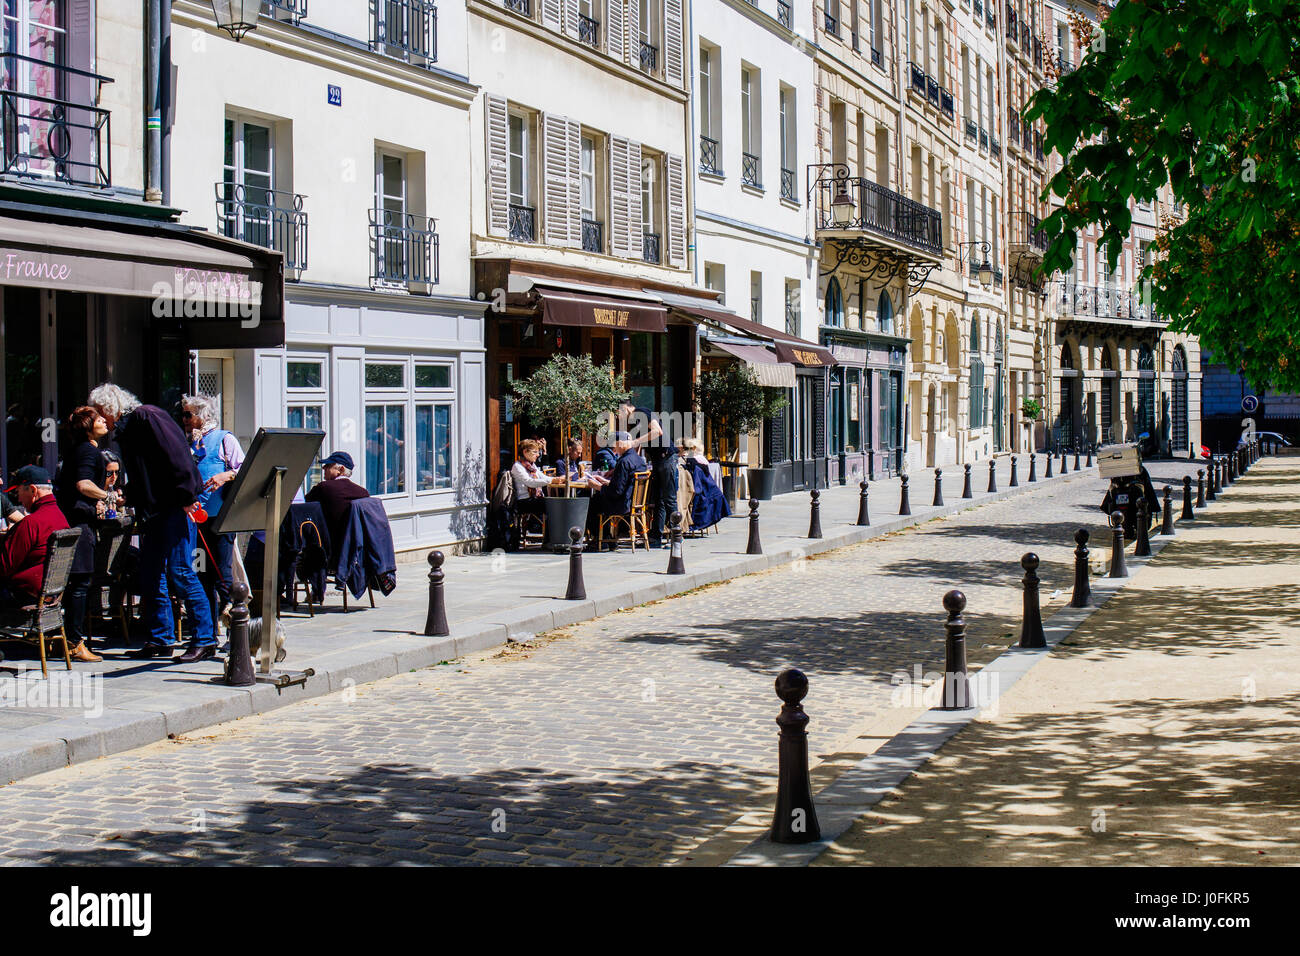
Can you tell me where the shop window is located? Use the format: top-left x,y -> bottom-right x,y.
365,403 -> 406,495
416,403 -> 453,490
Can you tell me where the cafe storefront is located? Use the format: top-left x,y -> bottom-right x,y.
0,201 -> 284,479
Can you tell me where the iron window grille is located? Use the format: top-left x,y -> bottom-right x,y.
371,0 -> 438,68
939,88 -> 954,120
640,40 -> 658,73
824,11 -> 838,35
581,217 -> 604,253
908,60 -> 926,95
991,135 -> 1001,157
741,152 -> 762,188
778,0 -> 792,27
262,0 -> 308,22
369,208 -> 439,291
780,167 -> 796,202
509,203 -> 536,242
965,118 -> 978,141
0,54 -> 113,188
979,127 -> 988,150
871,47 -> 883,67
504,0 -> 530,15
699,134 -> 720,174
643,232 -> 661,264
216,182 -> 309,274
577,13 -> 599,47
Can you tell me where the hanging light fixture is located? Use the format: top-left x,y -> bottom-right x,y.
830,179 -> 855,227
978,258 -> 994,287
210,0 -> 261,41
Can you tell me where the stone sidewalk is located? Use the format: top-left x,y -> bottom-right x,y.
787,453 -> 1299,866
0,453 -> 1101,785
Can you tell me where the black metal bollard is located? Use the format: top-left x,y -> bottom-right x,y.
770,669 -> 821,844
746,498 -> 763,555
932,468 -> 944,507
1196,469 -> 1206,508
1086,443 -> 1094,468
1160,486 -> 1175,536
666,512 -> 686,575
1073,442 -> 1081,472
1028,453 -> 1037,482
987,458 -> 997,493
1225,453 -> 1235,485
1108,511 -> 1128,578
939,590 -> 974,710
1070,529 -> 1091,608
1207,461 -> 1218,501
899,474 -> 912,515
1060,446 -> 1068,474
223,581 -> 256,686
1018,553 -> 1046,649
1181,475 -> 1195,520
1010,455 -> 1019,487
808,489 -> 823,539
424,550 -> 451,634
857,480 -> 871,526
563,530 -> 587,600
962,463 -> 973,499
1044,449 -> 1054,478
1135,496 -> 1152,557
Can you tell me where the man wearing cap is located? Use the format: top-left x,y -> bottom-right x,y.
305,452 -> 370,548
0,466 -> 100,662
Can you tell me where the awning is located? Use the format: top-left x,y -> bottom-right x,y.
708,340 -> 796,388
0,210 -> 285,346
535,286 -> 667,333
657,292 -> 838,367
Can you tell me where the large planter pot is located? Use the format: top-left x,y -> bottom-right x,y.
747,466 -> 777,501
543,495 -> 590,552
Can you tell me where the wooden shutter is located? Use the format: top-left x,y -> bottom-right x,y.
664,0 -> 684,88
485,95 -> 510,238
68,0 -> 97,184
541,0 -> 563,32
627,140 -> 643,261
665,153 -> 686,268
542,113 -> 575,247
625,0 -> 640,70
567,120 -> 583,250
606,0 -> 625,62
609,136 -> 632,258
563,0 -> 580,38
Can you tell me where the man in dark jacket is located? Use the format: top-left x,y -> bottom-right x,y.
88,384 -> 213,663
591,434 -> 648,522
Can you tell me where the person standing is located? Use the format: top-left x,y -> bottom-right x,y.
87,384 -> 214,663
182,394 -> 244,638
616,400 -> 677,547
52,407 -> 112,661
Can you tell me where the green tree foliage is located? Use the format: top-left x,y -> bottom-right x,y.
1025,0 -> 1300,389
694,364 -> 789,458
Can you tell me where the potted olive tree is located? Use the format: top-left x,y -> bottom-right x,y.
694,363 -> 789,502
511,353 -> 628,551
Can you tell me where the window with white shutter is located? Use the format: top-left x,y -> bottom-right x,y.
625,0 -> 640,70
665,153 -> 685,268
627,140 -> 643,261
606,0 -> 624,61
541,0 -> 563,31
563,0 -> 580,37
609,136 -> 633,258
566,119 -> 583,249
663,0 -> 684,88
542,113 -> 574,247
485,95 -> 510,238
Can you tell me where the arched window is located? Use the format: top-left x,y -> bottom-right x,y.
1172,345 -> 1187,373
970,320 -> 985,428
824,278 -> 844,328
1100,345 -> 1114,371
877,290 -> 893,333
1137,344 -> 1155,370
1060,343 -> 1075,369
1137,344 -> 1156,435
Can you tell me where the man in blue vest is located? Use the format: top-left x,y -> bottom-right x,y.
182,394 -> 245,642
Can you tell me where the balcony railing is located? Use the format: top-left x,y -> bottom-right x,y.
1032,37 -> 1043,70
993,267 -> 1004,288
824,11 -> 839,35
1055,281 -> 1164,323
1,54 -> 112,188
742,152 -> 762,188
578,14 -> 600,47
909,61 -> 926,95
581,217 -> 604,254
965,118 -> 978,142
785,303 -> 798,337
780,166 -> 796,202
1008,112 -> 1021,142
1023,126 -> 1033,150
262,0 -> 307,22
908,61 -> 953,119
700,134 -> 720,175
504,0 -> 530,15
1021,24 -> 1031,50
640,40 -> 658,73
979,127 -> 989,150
1034,131 -> 1045,162
370,208 -> 439,291
811,167 -> 943,256
216,182 -> 309,274
926,76 -> 940,108
871,47 -> 883,67
974,0 -> 983,19
991,135 -> 1001,157
509,203 -> 536,242
371,0 -> 438,68
1006,3 -> 1017,38
1017,212 -> 1049,252
643,232 -> 661,264
986,8 -> 995,29
939,88 -> 954,120
778,0 -> 792,27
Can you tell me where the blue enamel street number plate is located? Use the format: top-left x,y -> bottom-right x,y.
328,85 -> 342,106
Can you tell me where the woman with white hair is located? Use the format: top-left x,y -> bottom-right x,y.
182,393 -> 245,636
87,382 -> 214,663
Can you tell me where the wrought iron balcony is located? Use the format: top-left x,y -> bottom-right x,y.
926,76 -> 940,108
974,0 -> 983,19
371,0 -> 438,68
1023,126 -> 1033,150
699,134 -> 720,175
1008,112 -> 1021,141
1,54 -> 112,188
741,152 -> 762,188
979,127 -> 989,150
1015,212 -> 1049,252
578,14 -> 600,47
1034,132 -> 1045,162
370,208 -> 439,291
262,0 -> 307,22
581,217 -> 603,254
504,0 -> 530,15
824,11 -> 838,36
940,88 -> 954,120
965,119 -> 977,142
991,135 -> 1001,157
871,47 -> 883,67
811,166 -> 943,257
216,182 -> 309,274
643,232 -> 661,264
1055,280 -> 1164,323
1032,37 -> 1043,69
785,303 -> 798,337
986,8 -> 995,29
509,203 -> 536,242
778,0 -> 792,27
1006,3 -> 1017,37
1021,24 -> 1030,49
640,40 -> 658,73
780,167 -> 796,202
909,61 -> 926,95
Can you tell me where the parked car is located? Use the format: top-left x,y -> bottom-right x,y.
1253,431 -> 1293,448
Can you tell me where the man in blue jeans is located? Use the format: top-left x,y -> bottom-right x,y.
89,383 -> 214,663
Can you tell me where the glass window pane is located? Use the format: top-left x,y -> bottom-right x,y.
415,364 -> 451,389
417,404 -> 453,491
287,361 -> 322,389
365,404 -> 405,495
365,363 -> 404,388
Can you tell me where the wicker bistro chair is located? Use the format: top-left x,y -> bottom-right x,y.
597,470 -> 652,552
0,528 -> 82,677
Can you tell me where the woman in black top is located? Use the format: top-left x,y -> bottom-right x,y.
55,407 -> 111,660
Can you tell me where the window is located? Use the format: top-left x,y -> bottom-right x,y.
824,277 -> 844,327
641,152 -> 662,261
287,360 -> 322,389
750,271 -> 762,323
374,152 -> 408,281
705,262 -> 725,304
415,364 -> 454,491
508,112 -> 535,240
286,355 -> 327,496
415,364 -> 451,388
639,0 -> 661,73
970,321 -> 984,428
877,290 -> 893,333
785,279 -> 800,336
779,86 -> 796,201
699,42 -> 721,173
2,0 -> 69,181
363,357 -> 458,496
365,403 -> 406,495
580,133 -> 602,252
741,65 -> 761,186
222,117 -> 274,246
287,404 -> 325,496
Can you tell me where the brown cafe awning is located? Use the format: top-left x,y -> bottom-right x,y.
535,287 -> 668,333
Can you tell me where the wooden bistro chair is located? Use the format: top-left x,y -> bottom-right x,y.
597,470 -> 652,552
0,528 -> 81,678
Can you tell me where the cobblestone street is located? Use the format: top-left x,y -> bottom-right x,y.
0,463 -> 1198,866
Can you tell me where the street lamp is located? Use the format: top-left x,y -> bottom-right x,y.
210,0 -> 260,41
830,179 -> 855,227
958,241 -> 994,288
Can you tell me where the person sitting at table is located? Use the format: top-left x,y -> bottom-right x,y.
679,441 -> 729,531
305,451 -> 370,548
555,438 -> 609,489
511,439 -> 553,527
100,450 -> 124,510
589,433 -> 648,531
678,437 -> 711,468
53,406 -> 113,661
0,488 -> 23,528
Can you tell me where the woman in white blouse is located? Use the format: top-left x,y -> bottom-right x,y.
511,438 -> 553,520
